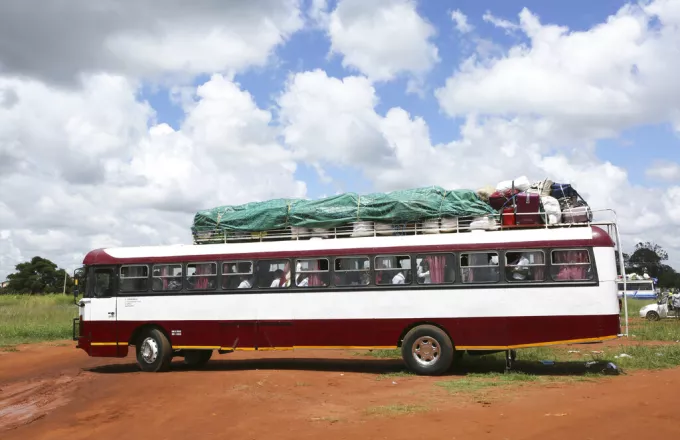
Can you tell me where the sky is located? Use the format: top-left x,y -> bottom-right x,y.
1,0 -> 680,281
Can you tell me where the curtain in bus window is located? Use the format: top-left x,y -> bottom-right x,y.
425,255 -> 445,284
309,259 -> 322,287
161,265 -> 168,290
552,250 -> 592,281
277,261 -> 291,287
196,264 -> 209,289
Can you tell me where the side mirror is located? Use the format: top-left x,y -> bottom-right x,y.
73,268 -> 84,305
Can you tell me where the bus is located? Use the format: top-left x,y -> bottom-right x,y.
72,220 -> 624,376
617,278 -> 657,300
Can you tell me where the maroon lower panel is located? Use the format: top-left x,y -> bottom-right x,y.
78,314 -> 620,357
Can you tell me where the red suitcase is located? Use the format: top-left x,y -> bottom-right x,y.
514,192 -> 542,225
489,189 -> 520,210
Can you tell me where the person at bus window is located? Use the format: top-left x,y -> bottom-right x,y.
417,260 -> 431,284
296,273 -> 309,287
509,253 -> 530,281
270,269 -> 284,287
238,276 -> 252,289
392,270 -> 406,284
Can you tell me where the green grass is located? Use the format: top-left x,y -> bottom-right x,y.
364,404 -> 428,416
375,371 -> 415,381
0,294 -> 77,347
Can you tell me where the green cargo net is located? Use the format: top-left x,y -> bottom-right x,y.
191,186 -> 496,242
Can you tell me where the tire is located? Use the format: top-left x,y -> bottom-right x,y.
135,328 -> 173,372
401,325 -> 454,376
646,311 -> 661,322
183,350 -> 213,368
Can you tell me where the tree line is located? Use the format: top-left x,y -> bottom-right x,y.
1,256 -> 73,294
2,242 -> 680,294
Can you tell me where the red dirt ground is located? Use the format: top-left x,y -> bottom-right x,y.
1,341 -> 680,439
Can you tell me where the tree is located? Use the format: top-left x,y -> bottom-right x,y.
627,242 -> 680,289
6,256 -> 73,294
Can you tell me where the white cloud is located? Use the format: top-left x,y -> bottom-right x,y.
482,11 -> 520,33
0,73 -> 306,281
278,69 -> 393,165
451,9 -> 474,33
0,0 -> 304,85
326,0 -> 440,82
437,2 -> 680,140
646,161 -> 680,181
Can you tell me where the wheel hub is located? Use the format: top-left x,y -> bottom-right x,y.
140,337 -> 159,363
412,336 -> 440,366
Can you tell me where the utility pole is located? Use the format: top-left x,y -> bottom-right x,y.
63,271 -> 67,295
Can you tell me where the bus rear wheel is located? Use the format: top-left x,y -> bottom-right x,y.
183,350 -> 213,368
401,325 -> 454,376
135,328 -> 172,372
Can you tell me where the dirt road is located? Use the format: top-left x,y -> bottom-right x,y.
1,341 -> 679,440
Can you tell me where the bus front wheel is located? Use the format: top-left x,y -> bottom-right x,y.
135,328 -> 173,372
401,325 -> 454,376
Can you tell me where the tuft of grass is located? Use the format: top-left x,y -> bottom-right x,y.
0,294 -> 77,346
365,404 -> 428,417
310,416 -> 342,423
358,349 -> 401,359
375,371 -> 414,381
436,371 -> 601,396
627,321 -> 680,342
602,344 -> 680,370
0,345 -> 19,352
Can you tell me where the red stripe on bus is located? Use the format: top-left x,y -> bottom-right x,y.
78,314 -> 620,358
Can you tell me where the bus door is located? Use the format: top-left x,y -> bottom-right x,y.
82,266 -> 120,356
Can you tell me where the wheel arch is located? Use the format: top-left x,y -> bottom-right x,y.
128,323 -> 172,347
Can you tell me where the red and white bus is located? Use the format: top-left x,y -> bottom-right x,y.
73,221 -> 625,375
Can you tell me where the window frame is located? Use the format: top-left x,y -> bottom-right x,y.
459,251 -> 500,284
295,257 -> 330,288
185,261 -> 218,291
414,253 -> 456,285
256,258 -> 291,289
503,249 -> 547,283
151,263 -> 184,292
221,260 -> 254,290
549,248 -> 594,282
119,264 -> 150,293
332,255 -> 371,287
374,254 -> 412,286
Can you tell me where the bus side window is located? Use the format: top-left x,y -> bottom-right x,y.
551,250 -> 593,281
186,263 -> 217,290
120,265 -> 149,293
152,264 -> 183,292
222,261 -> 253,289
460,252 -> 499,283
505,251 -> 545,282
257,259 -> 290,288
334,257 -> 370,286
295,258 -> 330,287
415,254 -> 455,284
375,255 -> 411,285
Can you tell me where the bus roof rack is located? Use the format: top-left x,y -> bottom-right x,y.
191,209 -> 621,245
